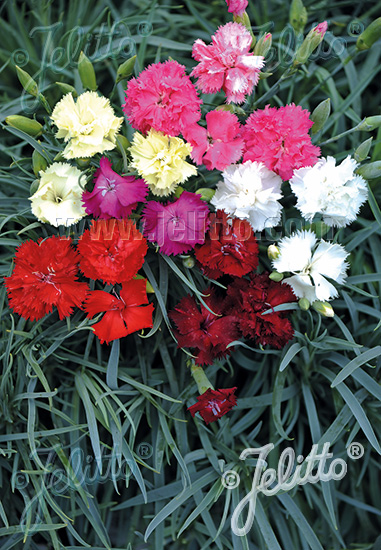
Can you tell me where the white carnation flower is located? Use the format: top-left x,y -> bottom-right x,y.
290,156 -> 368,227
272,229 -> 349,302
30,162 -> 86,227
211,160 -> 283,232
51,92 -> 123,159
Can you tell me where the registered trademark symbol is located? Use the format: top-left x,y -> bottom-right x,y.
221,470 -> 240,489
347,442 -> 364,460
137,442 -> 153,459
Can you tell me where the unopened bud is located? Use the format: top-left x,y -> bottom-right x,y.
298,298 -> 310,311
30,179 -> 40,195
32,148 -> 48,176
267,244 -> 280,260
134,274 -> 154,293
195,188 -> 215,201
174,185 -> 185,198
356,17 -> 381,51
310,98 -> 331,134
5,115 -> 43,137
356,161 -> 381,180
254,33 -> 272,57
289,0 -> 308,34
56,82 -> 78,97
216,104 -> 246,116
76,158 -> 91,169
116,135 -> 131,154
354,137 -> 373,162
116,55 -> 137,84
356,116 -> 381,132
183,256 -> 196,269
78,51 -> 97,91
16,65 -> 38,97
259,71 -> 273,80
269,271 -> 283,282
294,21 -> 328,65
312,300 -> 334,317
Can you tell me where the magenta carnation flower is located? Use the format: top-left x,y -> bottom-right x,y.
82,157 -> 148,219
122,60 -> 202,136
242,104 -> 321,180
191,22 -> 264,104
184,110 -> 244,171
226,0 -> 248,16
142,191 -> 210,256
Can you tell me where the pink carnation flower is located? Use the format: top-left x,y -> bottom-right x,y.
242,104 -> 321,180
82,157 -> 148,219
226,0 -> 248,16
142,191 -> 210,256
184,110 -> 244,171
191,22 -> 264,104
122,60 -> 202,136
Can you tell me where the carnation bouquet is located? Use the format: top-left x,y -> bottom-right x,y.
1,0 -> 381,548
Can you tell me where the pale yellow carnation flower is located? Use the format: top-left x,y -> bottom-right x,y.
130,129 -> 197,196
51,92 -> 123,159
30,162 -> 86,227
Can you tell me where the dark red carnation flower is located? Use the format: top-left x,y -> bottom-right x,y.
195,210 -> 258,278
77,219 -> 147,285
224,273 -> 296,348
169,288 -> 239,366
188,387 -> 237,424
85,278 -> 154,344
4,236 -> 88,321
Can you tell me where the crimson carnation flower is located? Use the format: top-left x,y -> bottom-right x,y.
224,273 -> 296,348
122,60 -> 202,136
188,387 -> 237,424
184,110 -> 244,171
77,219 -> 147,285
169,289 -> 239,365
142,191 -> 210,256
242,104 -> 320,180
4,236 -> 88,321
195,210 -> 258,279
82,157 -> 148,219
85,279 -> 154,344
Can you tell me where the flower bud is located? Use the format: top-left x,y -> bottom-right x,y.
298,298 -> 310,311
115,135 -> 131,154
254,33 -> 272,57
310,98 -> 331,135
32,148 -> 48,176
5,115 -> 43,137
78,51 -> 97,91
356,161 -> 381,180
76,158 -> 91,169
356,17 -> 381,51
56,82 -> 78,97
134,274 -> 154,293
16,65 -> 38,97
269,271 -> 284,282
30,179 -> 40,195
294,21 -> 328,65
216,104 -> 246,116
356,116 -> 381,132
259,71 -> 273,80
183,256 -> 196,269
289,0 -> 308,34
267,244 -> 280,260
190,363 -> 214,394
195,188 -> 216,201
312,300 -> 334,317
233,12 -> 256,45
116,55 -> 137,84
174,185 -> 185,198
354,137 -> 373,162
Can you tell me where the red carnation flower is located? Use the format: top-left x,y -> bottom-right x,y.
85,279 -> 154,344
4,236 -> 88,321
77,219 -> 147,285
195,210 -> 258,279
188,387 -> 237,424
169,289 -> 239,366
224,273 -> 296,348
